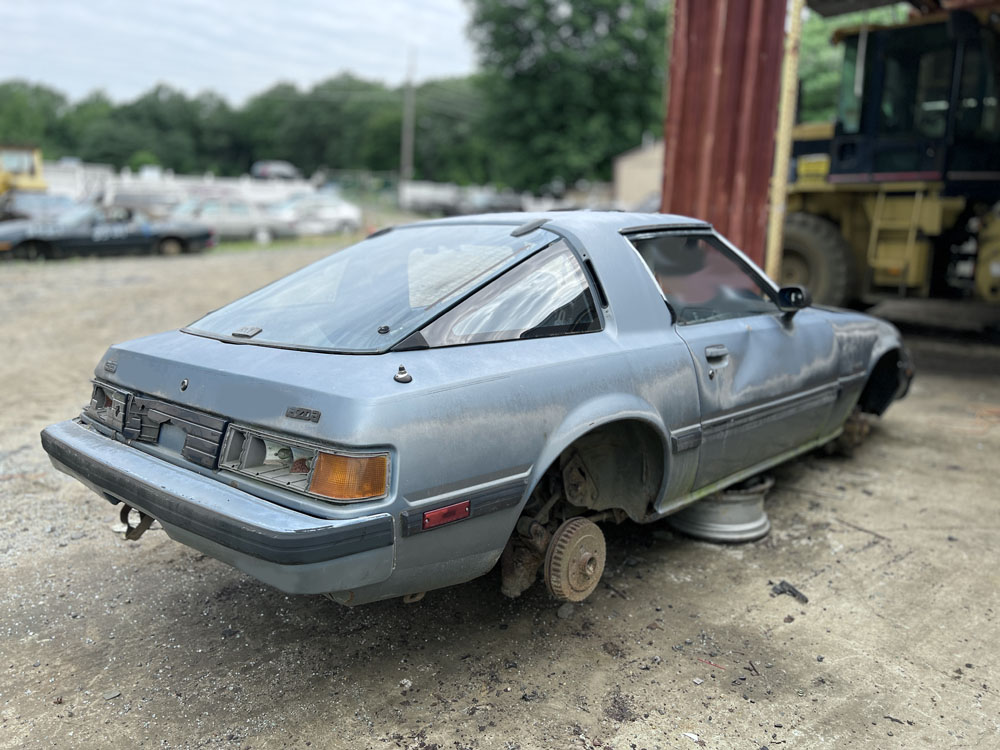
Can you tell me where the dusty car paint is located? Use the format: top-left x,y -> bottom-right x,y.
40,211 -> 912,605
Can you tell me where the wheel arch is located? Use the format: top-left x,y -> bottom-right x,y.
524,394 -> 671,522
14,238 -> 55,259
158,235 -> 187,254
858,347 -> 904,416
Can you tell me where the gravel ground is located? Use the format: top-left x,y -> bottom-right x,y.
0,247 -> 998,749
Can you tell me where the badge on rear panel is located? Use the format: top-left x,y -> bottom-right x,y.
286,407 -> 321,423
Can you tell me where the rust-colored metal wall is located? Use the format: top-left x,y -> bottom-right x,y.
660,0 -> 788,265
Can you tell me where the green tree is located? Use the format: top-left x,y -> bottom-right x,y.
412,77 -> 491,184
466,0 -> 668,190
0,81 -> 67,154
128,149 -> 160,171
61,92 -> 114,149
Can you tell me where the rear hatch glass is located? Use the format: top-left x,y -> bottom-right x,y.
187,224 -> 556,353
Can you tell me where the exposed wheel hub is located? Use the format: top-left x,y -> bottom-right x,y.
544,517 -> 606,602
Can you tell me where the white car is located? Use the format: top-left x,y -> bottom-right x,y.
270,194 -> 362,236
172,198 -> 294,243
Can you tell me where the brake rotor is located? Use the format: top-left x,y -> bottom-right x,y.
544,517 -> 606,602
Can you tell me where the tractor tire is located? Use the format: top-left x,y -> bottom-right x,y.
782,212 -> 854,307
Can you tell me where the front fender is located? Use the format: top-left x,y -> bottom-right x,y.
867,319 -> 905,373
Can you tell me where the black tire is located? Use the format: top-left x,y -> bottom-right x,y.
782,212 -> 855,307
158,237 -> 184,256
12,241 -> 47,261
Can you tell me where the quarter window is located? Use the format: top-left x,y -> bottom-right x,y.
630,233 -> 775,324
419,241 -> 601,346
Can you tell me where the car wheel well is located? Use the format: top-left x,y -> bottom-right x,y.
533,419 -> 666,523
158,236 -> 186,255
14,239 -> 54,260
858,349 -> 901,416
499,419 -> 665,599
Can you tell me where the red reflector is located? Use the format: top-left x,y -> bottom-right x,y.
422,500 -> 470,530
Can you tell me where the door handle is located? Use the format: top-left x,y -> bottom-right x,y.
705,344 -> 729,361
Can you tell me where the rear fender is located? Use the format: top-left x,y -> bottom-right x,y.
525,393 -> 670,521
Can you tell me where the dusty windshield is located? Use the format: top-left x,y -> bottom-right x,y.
187,224 -> 557,353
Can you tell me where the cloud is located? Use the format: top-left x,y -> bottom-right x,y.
1,0 -> 477,102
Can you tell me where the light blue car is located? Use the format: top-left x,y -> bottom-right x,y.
41,212 -> 912,605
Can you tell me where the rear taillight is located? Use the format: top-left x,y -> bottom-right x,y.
86,382 -> 129,431
220,425 -> 390,503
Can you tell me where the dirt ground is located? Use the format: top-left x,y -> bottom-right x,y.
1,247 -> 998,750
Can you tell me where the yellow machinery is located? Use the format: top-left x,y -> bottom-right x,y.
785,8 -> 1000,306
0,146 -> 47,196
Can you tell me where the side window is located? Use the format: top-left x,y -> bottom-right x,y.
420,240 -> 601,347
878,24 -> 953,138
956,37 -> 999,142
630,233 -> 775,325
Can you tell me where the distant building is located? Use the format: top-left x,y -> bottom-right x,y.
613,139 -> 663,210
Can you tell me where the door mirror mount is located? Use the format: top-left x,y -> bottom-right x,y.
777,285 -> 812,315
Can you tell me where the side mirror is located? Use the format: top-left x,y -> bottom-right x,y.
777,285 -> 811,314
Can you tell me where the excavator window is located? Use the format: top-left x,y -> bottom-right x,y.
955,34 -> 999,142
877,24 -> 953,139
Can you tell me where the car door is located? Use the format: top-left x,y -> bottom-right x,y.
629,230 -> 841,490
197,201 -> 232,239
90,207 -> 149,254
57,207 -> 125,256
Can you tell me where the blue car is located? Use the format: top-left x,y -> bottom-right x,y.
41,212 -> 912,605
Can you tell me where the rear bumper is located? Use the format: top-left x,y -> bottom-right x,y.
40,419 -> 394,594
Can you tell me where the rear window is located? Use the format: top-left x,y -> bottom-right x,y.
186,223 -> 558,353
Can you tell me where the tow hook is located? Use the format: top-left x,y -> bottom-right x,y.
119,504 -> 154,541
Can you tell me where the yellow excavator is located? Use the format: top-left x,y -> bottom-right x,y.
786,4 -> 1000,308
0,146 -> 47,219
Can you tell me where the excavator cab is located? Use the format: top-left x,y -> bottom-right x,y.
831,11 -> 1000,196
785,9 -> 1000,306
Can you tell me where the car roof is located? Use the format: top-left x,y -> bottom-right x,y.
412,210 -> 711,235
397,211 -> 720,337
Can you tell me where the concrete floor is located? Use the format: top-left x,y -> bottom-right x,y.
0,248 -> 997,749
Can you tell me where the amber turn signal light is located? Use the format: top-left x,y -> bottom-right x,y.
309,452 -> 389,501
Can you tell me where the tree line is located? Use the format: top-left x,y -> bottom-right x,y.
0,2 -> 879,192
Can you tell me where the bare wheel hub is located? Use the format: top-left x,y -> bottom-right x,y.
544,517 -> 606,602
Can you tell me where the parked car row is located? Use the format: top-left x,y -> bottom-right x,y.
0,203 -> 214,260
171,193 -> 361,242
0,190 -> 364,260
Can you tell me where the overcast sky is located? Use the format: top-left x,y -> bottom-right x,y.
3,0 -> 479,103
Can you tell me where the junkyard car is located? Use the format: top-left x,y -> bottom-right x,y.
269,193 -> 362,235
41,212 -> 912,605
0,203 -> 213,259
170,198 -> 296,243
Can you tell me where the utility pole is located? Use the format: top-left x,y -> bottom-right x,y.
400,50 -> 416,184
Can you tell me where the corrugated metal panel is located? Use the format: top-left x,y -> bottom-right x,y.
660,0 -> 787,265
